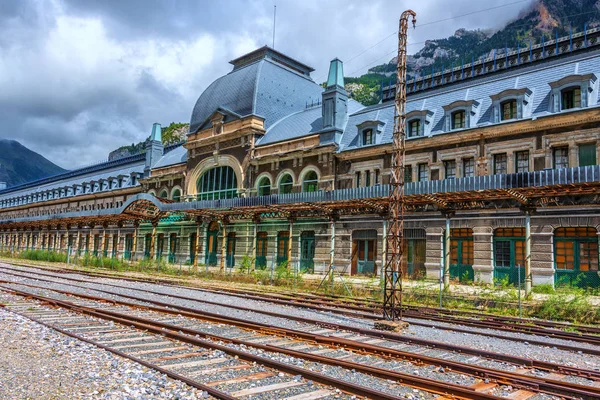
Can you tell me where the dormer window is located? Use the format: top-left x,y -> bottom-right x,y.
549,74 -> 597,112
408,120 -> 421,138
490,88 -> 532,123
561,87 -> 581,110
451,110 -> 465,130
501,100 -> 517,121
362,129 -> 374,145
443,100 -> 479,132
405,110 -> 433,137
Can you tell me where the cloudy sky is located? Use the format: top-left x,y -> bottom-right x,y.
0,0 -> 533,169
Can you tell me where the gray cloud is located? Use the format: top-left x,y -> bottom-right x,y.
0,0 -> 532,169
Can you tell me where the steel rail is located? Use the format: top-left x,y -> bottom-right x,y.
0,285 -> 505,400
38,261 -> 600,337
2,267 -> 600,379
2,279 -> 600,399
0,302 -> 236,400
3,263 -> 598,346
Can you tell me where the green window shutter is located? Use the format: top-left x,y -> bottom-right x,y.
579,144 -> 596,167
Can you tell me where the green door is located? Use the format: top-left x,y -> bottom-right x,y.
448,229 -> 474,282
256,232 -> 268,269
579,144 -> 597,167
111,235 -> 117,258
124,235 -> 133,260
93,235 -> 100,257
226,233 -> 236,268
300,232 -> 315,273
276,232 -> 289,265
168,234 -> 177,263
493,229 -> 526,286
189,233 -> 197,265
205,228 -> 218,266
156,234 -> 165,260
144,234 -> 151,258
357,240 -> 375,275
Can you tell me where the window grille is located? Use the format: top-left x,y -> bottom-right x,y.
196,166 -> 238,200
451,110 -> 465,129
553,147 -> 569,169
279,174 -> 293,194
494,154 -> 507,175
516,151 -> 529,173
463,158 -> 475,177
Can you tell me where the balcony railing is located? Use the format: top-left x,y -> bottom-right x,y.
1,165 -> 599,224
163,165 -> 600,212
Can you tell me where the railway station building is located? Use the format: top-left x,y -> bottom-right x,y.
0,29 -> 599,288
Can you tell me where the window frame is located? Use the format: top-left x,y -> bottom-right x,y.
501,99 -> 517,121
417,163 -> 428,182
407,119 -> 421,138
515,151 -> 529,173
451,110 -> 466,130
561,86 -> 581,111
362,128 -> 374,146
196,166 -> 238,201
493,153 -> 508,175
279,173 -> 294,194
257,176 -> 272,196
553,147 -> 569,169
444,160 -> 456,179
463,158 -> 475,178
302,171 -> 319,193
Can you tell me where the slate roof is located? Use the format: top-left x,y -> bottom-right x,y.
257,99 -> 365,146
340,47 -> 600,152
188,48 -> 324,135
154,144 -> 187,169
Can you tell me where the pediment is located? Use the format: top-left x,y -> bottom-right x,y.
198,107 -> 243,131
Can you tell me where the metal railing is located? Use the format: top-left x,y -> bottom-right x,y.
1,165 -> 599,224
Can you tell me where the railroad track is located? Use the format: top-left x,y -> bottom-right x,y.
2,263 -> 599,358
0,287 -> 502,400
2,267 -> 600,399
3,265 -> 600,373
5,260 -> 597,338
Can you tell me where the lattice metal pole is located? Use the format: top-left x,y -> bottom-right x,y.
383,10 -> 416,321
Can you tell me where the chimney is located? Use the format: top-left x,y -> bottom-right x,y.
320,58 -> 348,145
144,123 -> 164,177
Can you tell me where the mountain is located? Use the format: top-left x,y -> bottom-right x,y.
108,122 -> 188,161
346,0 -> 600,105
0,140 -> 67,188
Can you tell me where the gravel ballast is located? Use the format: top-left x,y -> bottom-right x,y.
0,294 -> 212,399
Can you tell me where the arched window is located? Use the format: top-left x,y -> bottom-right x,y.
196,166 -> 237,200
257,177 -> 271,196
158,190 -> 168,199
279,174 -> 293,194
172,189 -> 181,202
302,171 -> 318,193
